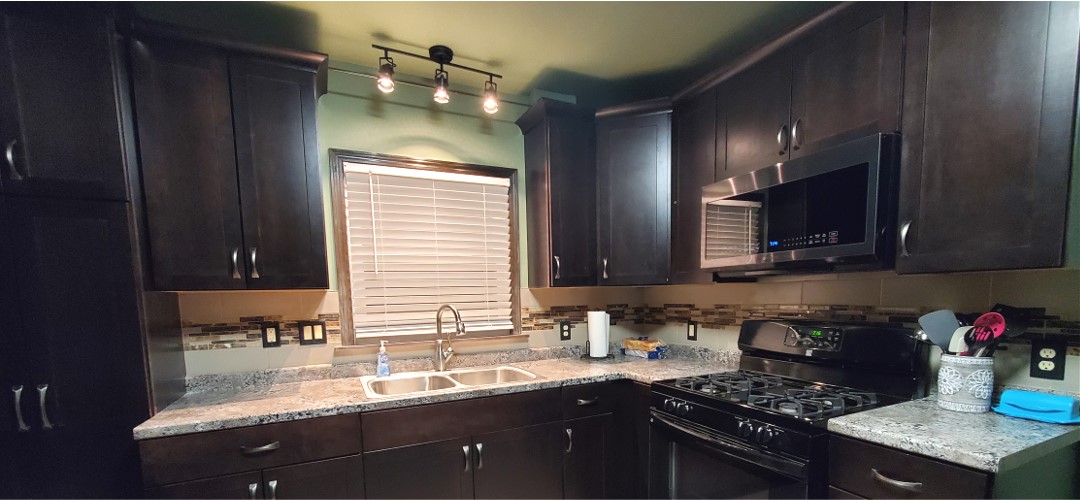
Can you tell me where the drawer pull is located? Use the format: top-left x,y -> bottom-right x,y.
576,397 -> 599,406
240,440 -> 281,456
871,468 -> 923,493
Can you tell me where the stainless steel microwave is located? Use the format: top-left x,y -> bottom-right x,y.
700,133 -> 899,275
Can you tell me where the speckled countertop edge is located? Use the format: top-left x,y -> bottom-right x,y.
828,396 -> 1080,473
133,356 -> 737,440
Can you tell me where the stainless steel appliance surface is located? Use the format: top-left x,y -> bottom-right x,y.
649,319 -> 930,499
700,134 -> 900,276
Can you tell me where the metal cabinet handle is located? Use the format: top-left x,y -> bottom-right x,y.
475,442 -> 483,469
791,118 -> 803,150
602,258 -> 608,280
576,397 -> 599,406
871,468 -> 923,493
11,386 -> 29,431
4,139 -> 23,181
899,220 -> 912,257
248,483 -> 258,499
249,247 -> 260,279
36,384 -> 53,430
776,124 -> 789,155
565,428 -> 573,453
553,255 -> 561,280
462,445 -> 470,472
267,479 -> 278,500
240,440 -> 280,455
231,248 -> 241,279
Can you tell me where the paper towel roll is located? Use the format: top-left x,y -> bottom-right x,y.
587,311 -> 610,357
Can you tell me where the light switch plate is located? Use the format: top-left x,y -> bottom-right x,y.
687,320 -> 698,341
1030,337 -> 1066,380
559,321 -> 572,341
298,320 -> 328,345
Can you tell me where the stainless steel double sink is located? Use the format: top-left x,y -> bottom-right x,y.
360,366 -> 540,398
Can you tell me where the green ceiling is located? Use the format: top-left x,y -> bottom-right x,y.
133,1 -> 832,106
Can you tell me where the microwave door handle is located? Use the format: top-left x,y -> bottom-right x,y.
650,410 -> 807,480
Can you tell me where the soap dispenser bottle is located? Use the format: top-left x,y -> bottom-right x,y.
376,340 -> 391,377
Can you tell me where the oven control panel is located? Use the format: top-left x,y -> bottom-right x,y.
783,326 -> 843,351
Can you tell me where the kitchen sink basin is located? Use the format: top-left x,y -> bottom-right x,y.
361,366 -> 540,398
446,366 -> 537,385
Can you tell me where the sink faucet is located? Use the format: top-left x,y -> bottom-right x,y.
435,304 -> 466,371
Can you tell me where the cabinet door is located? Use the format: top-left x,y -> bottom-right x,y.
473,422 -> 564,499
230,56 -> 327,289
563,414 -> 615,499
131,38 -> 246,290
148,471 -> 264,499
0,197 -> 148,497
0,6 -> 128,200
547,112 -> 597,287
597,112 -> 671,286
722,51 -> 792,177
897,2 -> 1079,273
262,455 -> 364,499
789,3 -> 903,158
672,89 -> 717,284
363,437 -> 473,499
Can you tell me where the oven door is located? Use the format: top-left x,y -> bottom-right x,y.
649,410 -> 809,499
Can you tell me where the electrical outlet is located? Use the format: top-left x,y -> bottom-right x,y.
559,321 -> 572,341
1030,337 -> 1066,380
687,320 -> 698,341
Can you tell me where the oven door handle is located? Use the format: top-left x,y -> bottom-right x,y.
650,410 -> 808,480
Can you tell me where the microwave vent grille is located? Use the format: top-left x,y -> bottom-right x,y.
704,201 -> 761,259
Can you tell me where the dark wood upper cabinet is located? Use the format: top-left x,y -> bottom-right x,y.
230,56 -> 328,289
473,422 -> 565,499
0,5 -> 128,200
789,2 -> 903,158
516,99 -> 596,287
672,89 -> 718,284
131,38 -> 246,291
596,108 -> 672,286
363,437 -> 474,499
130,30 -> 329,290
896,1 -> 1079,273
721,51 -> 792,178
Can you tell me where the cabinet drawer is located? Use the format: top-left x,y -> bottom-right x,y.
139,414 -> 362,487
829,435 -> 991,499
562,381 -> 617,419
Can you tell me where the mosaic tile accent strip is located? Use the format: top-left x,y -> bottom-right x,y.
183,313 -> 341,350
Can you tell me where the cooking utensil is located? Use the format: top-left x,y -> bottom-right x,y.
949,326 -> 972,354
918,310 -> 961,351
966,312 -> 1006,356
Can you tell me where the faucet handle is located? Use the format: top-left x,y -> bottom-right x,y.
455,321 -> 467,336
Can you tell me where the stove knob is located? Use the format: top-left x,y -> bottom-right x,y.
675,402 -> 691,417
736,420 -> 754,439
754,425 -> 775,445
663,398 -> 677,413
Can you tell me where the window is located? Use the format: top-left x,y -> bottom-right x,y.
330,151 -> 519,345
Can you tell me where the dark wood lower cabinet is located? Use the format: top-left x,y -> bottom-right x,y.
149,455 -> 363,499
147,471 -> 264,499
473,422 -> 565,499
363,437 -> 474,499
563,414 -> 614,499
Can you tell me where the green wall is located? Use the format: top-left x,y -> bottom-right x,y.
316,61 -> 534,289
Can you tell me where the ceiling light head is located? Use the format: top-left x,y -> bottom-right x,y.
376,55 -> 396,94
433,67 -> 450,104
482,79 -> 499,114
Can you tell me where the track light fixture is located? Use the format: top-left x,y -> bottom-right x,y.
371,43 -> 503,114
376,52 -> 396,93
482,78 -> 498,114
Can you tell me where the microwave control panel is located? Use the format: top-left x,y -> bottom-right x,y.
768,230 -> 841,251
783,326 -> 843,351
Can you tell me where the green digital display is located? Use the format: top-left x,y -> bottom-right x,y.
811,330 -> 823,337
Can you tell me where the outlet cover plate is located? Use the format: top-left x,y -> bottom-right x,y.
559,321 -> 572,341
687,320 -> 698,341
1030,337 -> 1066,380
261,322 -> 281,348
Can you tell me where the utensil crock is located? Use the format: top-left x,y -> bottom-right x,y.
937,354 -> 994,413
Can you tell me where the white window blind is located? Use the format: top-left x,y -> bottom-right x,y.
342,162 -> 513,338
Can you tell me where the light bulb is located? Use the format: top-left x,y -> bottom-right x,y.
376,57 -> 395,94
433,69 -> 450,104
482,80 -> 499,114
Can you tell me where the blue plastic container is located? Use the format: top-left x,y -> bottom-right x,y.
992,389 -> 1080,424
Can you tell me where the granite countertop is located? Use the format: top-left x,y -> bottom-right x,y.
134,356 -> 734,440
828,396 -> 1080,473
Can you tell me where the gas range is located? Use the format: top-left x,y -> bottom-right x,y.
648,319 -> 930,498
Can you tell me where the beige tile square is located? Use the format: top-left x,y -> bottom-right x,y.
299,291 -> 342,318
177,293 -> 223,325
219,291 -> 305,321
880,273 -> 991,312
265,344 -> 336,369
184,348 -> 267,376
989,269 -> 1080,320
643,282 -> 802,307
802,277 -> 882,306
